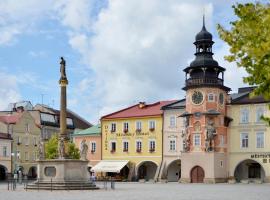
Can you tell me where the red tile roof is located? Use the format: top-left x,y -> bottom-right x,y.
102,100 -> 177,119
0,113 -> 22,124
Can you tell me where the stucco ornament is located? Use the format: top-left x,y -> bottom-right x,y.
205,120 -> 217,152
80,139 -> 88,160
181,117 -> 190,152
58,137 -> 65,159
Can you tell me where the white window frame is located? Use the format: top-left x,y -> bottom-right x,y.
169,139 -> 176,151
240,133 -> 249,148
240,107 -> 249,123
123,140 -> 129,152
111,122 -> 117,132
136,121 -> 142,131
136,140 -> 142,152
25,123 -> 30,133
194,134 -> 201,146
123,122 -> 129,132
149,120 -> 156,130
16,151 -> 20,160
25,152 -> 29,161
169,116 -> 176,127
91,141 -> 96,153
110,141 -> 117,152
3,146 -> 7,157
256,107 -> 264,123
25,137 -> 29,146
149,140 -> 156,152
208,93 -> 214,102
256,132 -> 264,148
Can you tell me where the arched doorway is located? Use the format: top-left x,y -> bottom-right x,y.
167,160 -> 181,182
190,166 -> 204,183
234,159 -> 265,182
28,166 -> 37,179
137,161 -> 158,181
0,165 -> 7,181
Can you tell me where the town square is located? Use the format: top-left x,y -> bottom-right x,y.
0,0 -> 270,199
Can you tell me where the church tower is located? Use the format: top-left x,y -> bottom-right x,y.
180,17 -> 231,183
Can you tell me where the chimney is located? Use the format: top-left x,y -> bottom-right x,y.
139,102 -> 146,109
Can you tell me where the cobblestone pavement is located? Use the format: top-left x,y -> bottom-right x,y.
0,182 -> 269,200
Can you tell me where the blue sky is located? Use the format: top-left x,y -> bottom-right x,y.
0,0 -> 259,124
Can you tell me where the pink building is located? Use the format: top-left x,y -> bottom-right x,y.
73,124 -> 101,170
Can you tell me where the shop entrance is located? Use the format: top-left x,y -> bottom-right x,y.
137,161 -> 158,181
0,165 -> 7,181
190,166 -> 204,183
234,159 -> 265,182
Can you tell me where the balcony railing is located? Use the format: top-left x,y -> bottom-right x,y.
186,77 -> 223,86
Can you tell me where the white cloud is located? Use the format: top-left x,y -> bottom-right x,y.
0,72 -> 21,109
80,0 -> 214,117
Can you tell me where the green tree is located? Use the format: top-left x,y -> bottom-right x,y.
45,135 -> 80,159
45,135 -> 58,159
217,2 -> 270,124
68,142 -> 80,159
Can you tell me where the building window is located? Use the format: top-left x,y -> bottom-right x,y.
136,141 -> 142,152
17,136 -> 21,145
208,93 -> 214,102
194,134 -> 201,146
136,121 -> 142,132
91,142 -> 96,153
123,122 -> 129,133
256,107 -> 264,123
220,160 -> 223,167
16,151 -> 20,160
149,120 -> 155,131
256,132 -> 264,148
111,142 -> 116,153
170,116 -> 176,127
25,152 -> 29,161
25,137 -> 29,146
240,107 -> 249,123
169,139 -> 176,151
220,135 -> 225,146
240,133 -> 248,148
3,146 -> 7,157
33,137 -> 37,146
111,123 -> 116,132
149,140 -> 156,152
25,123 -> 30,133
123,141 -> 129,152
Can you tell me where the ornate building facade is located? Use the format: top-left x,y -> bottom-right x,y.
180,19 -> 231,183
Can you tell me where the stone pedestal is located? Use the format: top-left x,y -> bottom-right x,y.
26,159 -> 98,190
37,159 -> 89,182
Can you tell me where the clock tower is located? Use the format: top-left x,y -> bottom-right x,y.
180,17 -> 231,183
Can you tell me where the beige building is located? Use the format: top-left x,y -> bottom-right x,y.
228,88 -> 270,183
0,110 -> 41,177
159,100 -> 185,182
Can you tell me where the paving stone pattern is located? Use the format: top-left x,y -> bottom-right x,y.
0,182 -> 269,200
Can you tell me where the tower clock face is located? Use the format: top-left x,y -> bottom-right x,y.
219,93 -> 224,105
192,91 -> 203,105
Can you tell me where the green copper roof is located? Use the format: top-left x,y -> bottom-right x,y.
73,124 -> 101,136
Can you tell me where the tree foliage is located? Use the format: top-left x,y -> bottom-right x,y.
45,135 -> 58,159
45,135 -> 80,159
217,2 -> 270,124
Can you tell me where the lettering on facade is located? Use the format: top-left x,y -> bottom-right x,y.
115,132 -> 150,137
251,154 -> 270,163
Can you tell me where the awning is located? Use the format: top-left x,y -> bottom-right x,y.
91,160 -> 129,173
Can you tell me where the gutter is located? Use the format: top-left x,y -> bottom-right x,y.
156,113 -> 164,182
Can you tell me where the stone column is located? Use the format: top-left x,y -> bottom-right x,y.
59,57 -> 69,158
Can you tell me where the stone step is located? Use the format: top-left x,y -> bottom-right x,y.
26,182 -> 99,190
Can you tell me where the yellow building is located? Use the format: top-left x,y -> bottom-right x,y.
100,101 -> 175,181
228,87 -> 270,183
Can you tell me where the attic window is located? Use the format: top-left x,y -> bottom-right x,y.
139,102 -> 146,109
